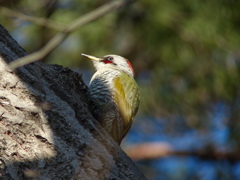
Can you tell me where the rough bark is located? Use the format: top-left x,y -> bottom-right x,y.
0,25 -> 146,180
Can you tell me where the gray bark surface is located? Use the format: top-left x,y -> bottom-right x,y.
0,25 -> 146,180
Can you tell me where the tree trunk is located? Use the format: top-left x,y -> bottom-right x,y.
0,25 -> 146,180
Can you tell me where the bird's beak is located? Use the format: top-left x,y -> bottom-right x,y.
82,53 -> 102,61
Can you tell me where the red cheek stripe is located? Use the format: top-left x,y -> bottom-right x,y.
104,60 -> 112,64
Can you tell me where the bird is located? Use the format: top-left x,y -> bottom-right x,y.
82,53 -> 140,144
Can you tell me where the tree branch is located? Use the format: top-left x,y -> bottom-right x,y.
1,7 -> 66,31
8,0 -> 135,70
125,142 -> 240,163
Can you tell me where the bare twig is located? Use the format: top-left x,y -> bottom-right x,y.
8,0 -> 135,70
1,7 -> 66,31
125,142 -> 240,162
124,142 -> 172,161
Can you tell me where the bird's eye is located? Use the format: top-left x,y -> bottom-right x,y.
101,56 -> 116,65
104,56 -> 113,61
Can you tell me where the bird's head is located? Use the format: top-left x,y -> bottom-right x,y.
82,53 -> 135,77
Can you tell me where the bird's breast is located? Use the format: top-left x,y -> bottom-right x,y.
89,69 -> 120,102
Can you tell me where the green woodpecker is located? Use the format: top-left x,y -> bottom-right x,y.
82,53 -> 140,144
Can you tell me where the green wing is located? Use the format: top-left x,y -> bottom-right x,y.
113,72 -> 140,138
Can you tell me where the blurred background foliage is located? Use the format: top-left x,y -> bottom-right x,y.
1,0 -> 240,179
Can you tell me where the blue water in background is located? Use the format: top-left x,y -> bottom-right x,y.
123,102 -> 240,180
